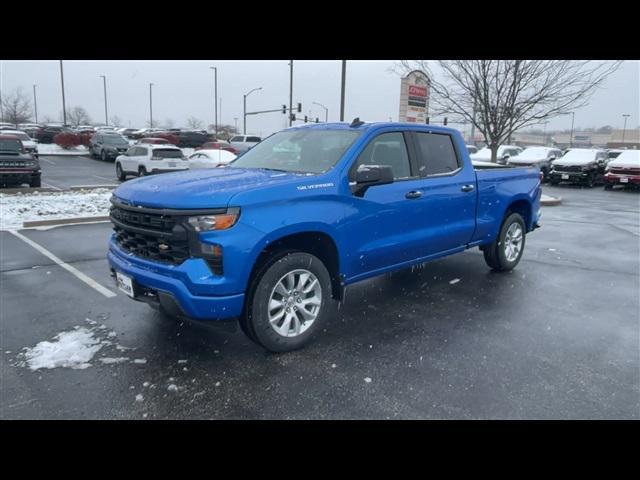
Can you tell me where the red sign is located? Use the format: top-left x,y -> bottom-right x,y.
408,85 -> 427,97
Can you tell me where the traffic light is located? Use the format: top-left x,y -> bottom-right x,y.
282,104 -> 287,114
304,115 -> 308,123
444,117 -> 448,125
290,113 -> 296,122
426,117 -> 430,124
297,103 -> 302,113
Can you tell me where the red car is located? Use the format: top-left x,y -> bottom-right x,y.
139,137 -> 171,145
196,141 -> 238,154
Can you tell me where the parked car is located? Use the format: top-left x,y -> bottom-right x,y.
469,145 -> 522,164
34,125 -> 72,144
0,130 -> 39,156
507,147 -> 563,182
604,150 -> 640,189
548,148 -> 607,187
138,137 -> 171,145
130,128 -> 163,139
89,132 -> 131,161
116,128 -> 139,138
188,149 -> 236,169
196,141 -> 239,154
229,134 -> 262,153
107,121 -> 542,352
466,145 -> 478,155
114,144 -> 189,180
176,130 -> 211,148
0,135 -> 41,187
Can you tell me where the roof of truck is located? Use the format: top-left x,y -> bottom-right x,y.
287,121 -> 456,134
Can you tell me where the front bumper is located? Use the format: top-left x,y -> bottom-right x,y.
604,172 -> 640,185
107,238 -> 244,320
548,170 -> 592,183
0,169 -> 40,185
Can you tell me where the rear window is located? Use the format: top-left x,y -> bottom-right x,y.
414,132 -> 460,176
152,149 -> 183,159
246,136 -> 261,142
0,138 -> 22,151
230,136 -> 244,142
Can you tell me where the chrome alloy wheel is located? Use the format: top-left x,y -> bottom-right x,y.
268,269 -> 322,337
504,222 -> 524,262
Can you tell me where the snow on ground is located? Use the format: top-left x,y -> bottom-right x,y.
21,327 -> 104,371
37,144 -> 89,156
0,188 -> 113,230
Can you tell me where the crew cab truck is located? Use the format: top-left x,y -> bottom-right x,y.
108,121 -> 542,352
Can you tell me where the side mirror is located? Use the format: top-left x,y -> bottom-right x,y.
503,154 -> 510,160
352,164 -> 394,197
549,155 -> 556,161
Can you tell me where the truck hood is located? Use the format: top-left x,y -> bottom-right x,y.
113,167 -> 309,209
552,158 -> 595,167
509,156 -> 546,164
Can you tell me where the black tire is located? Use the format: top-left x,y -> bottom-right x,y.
243,252 -> 333,353
604,184 -> 613,190
116,162 -> 126,181
549,178 -> 560,186
30,176 -> 41,188
541,167 -> 549,183
138,166 -> 147,177
483,212 -> 526,272
101,150 -> 108,162
585,173 -> 595,188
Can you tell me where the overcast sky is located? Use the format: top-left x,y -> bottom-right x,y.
1,60 -> 637,136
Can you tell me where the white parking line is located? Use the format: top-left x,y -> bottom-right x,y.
93,175 -> 115,181
42,182 -> 63,191
8,230 -> 117,298
40,158 -> 57,165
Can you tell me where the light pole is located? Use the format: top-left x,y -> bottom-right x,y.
340,60 -> 346,121
243,87 -> 262,135
210,66 -> 217,136
32,84 -> 38,124
289,60 -> 293,127
542,121 -> 549,146
569,111 -> 575,148
149,83 -> 154,128
234,117 -> 238,132
622,114 -> 631,146
99,75 -> 108,126
59,60 -> 67,126
313,101 -> 328,122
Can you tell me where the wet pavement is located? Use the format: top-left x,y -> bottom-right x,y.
1,185 -> 638,419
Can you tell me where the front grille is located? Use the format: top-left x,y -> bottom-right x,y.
1,161 -> 27,167
110,205 -> 190,265
610,167 -> 640,175
553,165 -> 583,173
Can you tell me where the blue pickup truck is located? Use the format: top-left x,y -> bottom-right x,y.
108,120 -> 542,352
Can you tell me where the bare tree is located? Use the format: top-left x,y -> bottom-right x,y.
110,115 -> 122,127
396,60 -> 622,161
1,88 -> 32,127
164,118 -> 175,129
42,115 -> 56,124
66,106 -> 92,127
186,116 -> 203,129
210,123 -> 239,140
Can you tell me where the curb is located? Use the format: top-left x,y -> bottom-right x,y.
0,187 -> 60,194
70,185 -> 118,191
541,194 -> 562,206
23,216 -> 111,228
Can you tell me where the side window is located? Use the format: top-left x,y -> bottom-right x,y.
139,147 -> 148,157
351,132 -> 411,181
247,136 -> 261,142
413,132 -> 460,176
126,147 -> 136,156
230,136 -> 243,142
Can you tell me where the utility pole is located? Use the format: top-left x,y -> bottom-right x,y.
99,75 -> 108,126
340,60 -> 346,121
234,117 -> 238,131
243,87 -> 262,134
542,121 -> 549,146
59,60 -> 67,126
33,84 -> 38,124
313,101 -> 328,122
149,83 -> 154,128
569,111 -> 575,148
289,60 -> 293,126
210,66 -> 217,136
622,114 -> 630,145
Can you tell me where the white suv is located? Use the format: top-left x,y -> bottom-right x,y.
115,144 -> 189,181
229,135 -> 262,153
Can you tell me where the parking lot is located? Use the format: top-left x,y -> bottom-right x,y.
0,154 -> 639,419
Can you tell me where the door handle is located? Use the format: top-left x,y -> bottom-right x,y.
461,184 -> 475,192
405,190 -> 423,199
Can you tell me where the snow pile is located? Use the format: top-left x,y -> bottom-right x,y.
22,327 -> 104,371
37,144 -> 89,156
0,188 -> 113,230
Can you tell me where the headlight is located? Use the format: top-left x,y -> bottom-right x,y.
187,208 -> 240,232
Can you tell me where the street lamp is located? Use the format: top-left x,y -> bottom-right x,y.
59,60 -> 67,126
541,120 -> 549,146
234,117 -> 238,132
32,85 -> 38,124
622,114 -> 631,146
569,111 -> 575,148
243,87 -> 262,135
210,66 -> 218,136
313,101 -> 328,122
99,75 -> 108,126
149,83 -> 154,128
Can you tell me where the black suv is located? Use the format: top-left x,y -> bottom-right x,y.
176,130 -> 212,148
0,135 -> 41,187
89,132 -> 131,161
34,125 -> 72,144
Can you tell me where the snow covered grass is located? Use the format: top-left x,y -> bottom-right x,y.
0,188 -> 113,230
37,144 -> 89,156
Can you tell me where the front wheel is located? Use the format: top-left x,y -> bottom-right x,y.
30,176 -> 41,188
483,212 -> 526,272
243,252 -> 333,352
101,150 -> 108,162
138,166 -> 147,177
116,162 -> 126,181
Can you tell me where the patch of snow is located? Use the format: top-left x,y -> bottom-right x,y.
22,327 -> 103,371
364,377 -> 372,383
167,384 -> 178,392
449,278 -> 460,285
177,359 -> 188,364
143,382 -> 150,388
99,357 -> 129,364
0,188 -> 113,230
135,394 -> 144,402
37,144 -> 89,156
132,358 -> 147,364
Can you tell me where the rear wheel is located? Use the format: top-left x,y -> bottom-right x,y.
138,166 -> 147,177
116,162 -> 126,181
242,252 -> 332,352
604,183 -> 613,190
483,212 -> 526,272
101,150 -> 108,162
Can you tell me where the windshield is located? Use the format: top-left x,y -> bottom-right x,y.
152,149 -> 183,159
0,139 -> 22,152
559,150 -> 598,162
5,132 -> 30,141
611,150 -> 640,165
518,147 -> 550,159
103,135 -> 129,145
231,129 -> 361,174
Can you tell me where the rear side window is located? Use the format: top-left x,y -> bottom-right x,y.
247,136 -> 261,142
138,147 -> 148,156
413,132 -> 460,176
152,149 -> 182,159
230,136 -> 244,142
352,132 -> 411,180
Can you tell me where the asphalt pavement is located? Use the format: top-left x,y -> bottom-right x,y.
0,182 -> 638,419
37,154 -> 119,190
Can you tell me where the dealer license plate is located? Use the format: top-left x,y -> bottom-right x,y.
620,177 -> 629,183
168,162 -> 176,167
561,174 -> 569,180
116,271 -> 135,297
